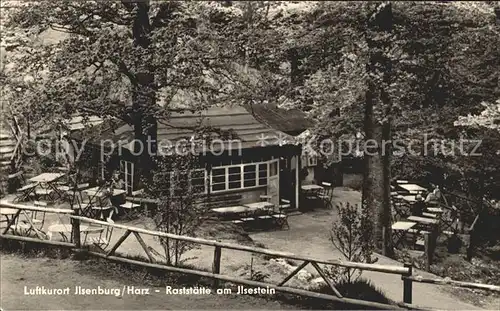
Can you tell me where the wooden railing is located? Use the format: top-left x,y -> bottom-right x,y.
2,201 -> 500,310
0,201 -> 75,248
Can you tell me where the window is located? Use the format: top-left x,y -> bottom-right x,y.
301,154 -> 308,169
209,160 -> 276,193
308,155 -> 317,167
119,160 -> 134,194
258,163 -> 268,186
302,151 -> 318,167
97,161 -> 105,180
243,165 -> 256,188
211,168 -> 226,192
229,166 -> 242,189
270,161 -> 278,176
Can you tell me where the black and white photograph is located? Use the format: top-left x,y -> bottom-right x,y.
0,1 -> 499,310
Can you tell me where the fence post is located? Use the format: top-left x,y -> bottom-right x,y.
403,263 -> 413,304
71,209 -> 81,250
424,233 -> 432,271
212,245 -> 222,289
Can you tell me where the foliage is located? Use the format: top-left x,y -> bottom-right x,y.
316,278 -> 391,305
142,136 -> 210,266
327,202 -> 374,284
1,1 -> 231,146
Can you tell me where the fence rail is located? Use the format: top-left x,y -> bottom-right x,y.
404,275 -> 500,292
1,201 -> 499,310
72,216 -> 410,275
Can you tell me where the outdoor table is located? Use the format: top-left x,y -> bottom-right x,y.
211,205 -> 249,214
400,195 -> 417,203
407,216 -> 439,226
84,187 -> 126,197
243,202 -> 275,218
426,207 -> 444,214
392,221 -> 417,248
48,224 -> 104,242
82,187 -> 124,209
14,183 -> 39,202
29,173 -> 66,200
398,183 -> 427,194
301,185 -> 324,205
29,173 -> 65,184
243,202 -> 274,209
301,184 -> 324,192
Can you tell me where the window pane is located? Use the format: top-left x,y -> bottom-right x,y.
229,181 -> 241,189
213,176 -> 225,184
259,178 -> 267,186
229,174 -> 241,182
244,179 -> 256,187
244,165 -> 256,173
244,172 -> 256,180
212,168 -> 225,176
212,183 -> 226,191
258,163 -> 267,178
270,162 -> 278,176
228,167 -> 241,174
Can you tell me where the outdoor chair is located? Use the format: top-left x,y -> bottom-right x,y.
8,170 -> 26,188
231,219 -> 243,225
35,188 -> 55,200
131,189 -> 144,197
89,205 -> 116,220
84,218 -> 114,251
13,183 -> 39,202
272,213 -> 289,230
240,217 -> 256,230
120,201 -> 140,220
318,182 -> 334,209
279,199 -> 291,212
260,195 -> 271,202
27,201 -> 47,230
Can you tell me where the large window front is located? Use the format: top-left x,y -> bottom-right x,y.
210,160 -> 274,193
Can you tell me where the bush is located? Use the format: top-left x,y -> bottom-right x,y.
317,279 -> 392,307
294,279 -> 393,310
447,234 -> 462,254
328,202 -> 374,283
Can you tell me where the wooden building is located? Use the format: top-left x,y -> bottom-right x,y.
69,106 -> 303,209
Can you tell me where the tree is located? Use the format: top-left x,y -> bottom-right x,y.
144,149 -> 208,266
363,1 -> 394,257
328,202 -> 374,283
3,1 -> 224,177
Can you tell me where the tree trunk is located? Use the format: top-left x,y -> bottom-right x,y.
130,1 -> 157,182
363,1 -> 394,257
381,114 -> 394,257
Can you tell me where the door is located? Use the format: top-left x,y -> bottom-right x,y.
267,159 -> 280,207
119,160 -> 134,195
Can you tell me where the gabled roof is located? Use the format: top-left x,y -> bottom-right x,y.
75,106 -> 297,153
244,104 -> 315,135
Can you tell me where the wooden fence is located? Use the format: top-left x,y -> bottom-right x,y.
1,201 -> 499,310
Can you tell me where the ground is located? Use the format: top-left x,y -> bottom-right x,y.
0,253 -> 298,310
1,188 -> 499,310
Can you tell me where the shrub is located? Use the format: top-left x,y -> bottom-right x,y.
317,278 -> 392,305
327,202 -> 374,283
